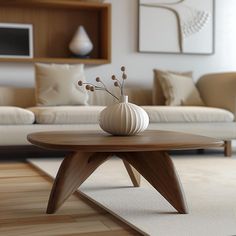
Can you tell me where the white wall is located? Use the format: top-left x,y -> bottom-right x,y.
0,0 -> 235,88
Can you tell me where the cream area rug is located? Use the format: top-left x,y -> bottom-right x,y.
28,152 -> 236,236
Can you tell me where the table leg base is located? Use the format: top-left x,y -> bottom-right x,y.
47,152 -> 110,214
47,151 -> 188,214
118,151 -> 188,214
122,160 -> 141,187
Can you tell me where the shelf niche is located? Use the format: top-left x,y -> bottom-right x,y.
0,0 -> 111,65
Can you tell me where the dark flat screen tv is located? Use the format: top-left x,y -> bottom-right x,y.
0,23 -> 33,58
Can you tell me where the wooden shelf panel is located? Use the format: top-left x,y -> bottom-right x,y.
0,1 -> 111,65
0,57 -> 110,65
2,1 -> 110,10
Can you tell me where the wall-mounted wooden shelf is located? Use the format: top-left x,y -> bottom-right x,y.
0,0 -> 111,65
0,57 -> 109,65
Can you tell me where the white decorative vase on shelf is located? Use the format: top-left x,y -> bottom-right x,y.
99,95 -> 149,136
69,26 -> 93,57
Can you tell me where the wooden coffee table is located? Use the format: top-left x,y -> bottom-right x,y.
27,130 -> 222,215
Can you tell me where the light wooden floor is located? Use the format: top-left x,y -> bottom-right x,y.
0,162 -> 141,236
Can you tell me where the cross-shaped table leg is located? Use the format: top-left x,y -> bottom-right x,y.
46,151 -> 188,214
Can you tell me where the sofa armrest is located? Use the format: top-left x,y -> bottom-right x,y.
197,72 -> 236,119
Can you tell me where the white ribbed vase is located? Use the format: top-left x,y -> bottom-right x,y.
99,95 -> 149,136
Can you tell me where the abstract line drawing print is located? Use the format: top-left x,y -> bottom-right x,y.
139,0 -> 214,54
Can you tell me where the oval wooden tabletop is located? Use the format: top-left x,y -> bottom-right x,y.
27,130 -> 223,152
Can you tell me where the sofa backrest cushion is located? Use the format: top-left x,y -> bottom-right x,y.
0,86 -> 35,108
124,88 -> 153,106
88,88 -> 152,106
0,86 -> 153,107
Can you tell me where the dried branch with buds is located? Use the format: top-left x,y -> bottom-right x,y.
78,66 -> 128,101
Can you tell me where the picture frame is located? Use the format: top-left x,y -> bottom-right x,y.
139,0 -> 214,55
0,23 -> 33,58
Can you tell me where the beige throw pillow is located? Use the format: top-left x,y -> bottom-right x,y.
35,63 -> 88,106
153,69 -> 192,105
158,71 -> 204,106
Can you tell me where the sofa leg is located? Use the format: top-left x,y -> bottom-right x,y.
224,141 -> 232,157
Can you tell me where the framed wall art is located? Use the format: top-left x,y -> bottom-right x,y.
139,0 -> 214,54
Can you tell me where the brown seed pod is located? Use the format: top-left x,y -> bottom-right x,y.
114,81 -> 119,87
96,77 -> 100,82
122,73 -> 127,80
111,75 -> 116,80
85,85 -> 91,90
121,66 -> 125,72
90,86 -> 95,92
78,80 -> 83,86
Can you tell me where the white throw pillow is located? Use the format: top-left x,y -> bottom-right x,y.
35,63 -> 88,106
158,71 -> 204,106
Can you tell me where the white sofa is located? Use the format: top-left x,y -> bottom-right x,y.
0,72 -> 235,157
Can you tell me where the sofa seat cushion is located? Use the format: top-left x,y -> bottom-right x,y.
0,107 -> 35,124
142,106 -> 234,123
28,106 -> 105,124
